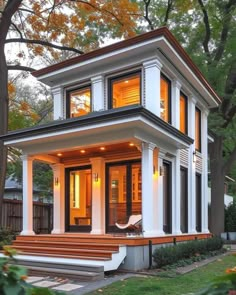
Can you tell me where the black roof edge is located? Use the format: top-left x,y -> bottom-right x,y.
0,105 -> 193,145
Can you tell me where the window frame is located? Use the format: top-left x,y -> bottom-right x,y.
195,107 -> 201,152
108,70 -> 142,109
180,91 -> 188,134
160,73 -> 171,124
66,84 -> 92,119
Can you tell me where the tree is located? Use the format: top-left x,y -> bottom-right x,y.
0,0 -> 139,224
138,0 -> 236,234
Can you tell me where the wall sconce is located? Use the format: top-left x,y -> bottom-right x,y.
55,177 -> 59,186
193,151 -> 196,163
159,166 -> 165,176
153,165 -> 156,175
93,173 -> 98,182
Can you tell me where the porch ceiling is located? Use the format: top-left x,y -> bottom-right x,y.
1,106 -> 193,155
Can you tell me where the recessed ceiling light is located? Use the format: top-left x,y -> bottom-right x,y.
57,153 -> 62,156
129,143 -> 134,146
80,150 -> 85,153
100,147 -> 105,151
125,80 -> 129,83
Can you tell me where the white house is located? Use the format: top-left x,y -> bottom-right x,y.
0,28 -> 221,272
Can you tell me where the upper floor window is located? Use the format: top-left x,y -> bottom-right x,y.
160,75 -> 171,123
66,86 -> 91,118
180,92 -> 188,134
109,71 -> 141,109
195,107 -> 201,151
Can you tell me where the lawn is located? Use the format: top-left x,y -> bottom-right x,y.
89,254 -> 236,295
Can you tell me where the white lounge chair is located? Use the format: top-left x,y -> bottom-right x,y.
115,214 -> 142,230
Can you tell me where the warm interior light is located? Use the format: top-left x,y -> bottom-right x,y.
125,80 -> 129,83
57,153 -> 62,157
100,147 -> 105,151
129,143 -> 134,146
80,150 -> 86,154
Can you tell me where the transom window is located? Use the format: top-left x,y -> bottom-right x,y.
67,86 -> 91,118
180,92 -> 188,134
160,75 -> 171,123
195,107 -> 201,151
109,71 -> 141,109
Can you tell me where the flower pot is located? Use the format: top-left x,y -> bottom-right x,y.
228,232 -> 236,241
220,232 -> 228,240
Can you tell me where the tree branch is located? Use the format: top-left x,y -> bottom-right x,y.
7,65 -> 36,72
224,146 -> 236,174
5,38 -> 84,54
10,22 -> 23,39
214,0 -> 236,62
163,0 -> 173,26
197,0 -> 211,59
143,0 -> 154,30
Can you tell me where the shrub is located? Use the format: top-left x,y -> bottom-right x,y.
0,228 -> 16,249
153,236 -> 223,268
225,202 -> 236,232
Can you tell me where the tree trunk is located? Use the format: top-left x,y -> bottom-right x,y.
209,135 -> 226,235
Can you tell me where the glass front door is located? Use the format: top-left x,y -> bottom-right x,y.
65,166 -> 92,232
106,161 -> 141,232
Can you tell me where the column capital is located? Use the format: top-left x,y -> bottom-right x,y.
189,95 -> 197,105
20,155 -> 34,161
89,157 -> 105,163
143,58 -> 162,70
142,142 -> 156,151
51,163 -> 64,171
173,79 -> 182,90
91,75 -> 104,84
51,86 -> 63,96
202,108 -> 210,116
158,149 -> 166,159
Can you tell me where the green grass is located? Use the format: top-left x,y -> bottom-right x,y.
88,254 -> 236,295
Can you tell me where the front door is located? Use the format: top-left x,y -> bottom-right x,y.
65,166 -> 92,232
106,161 -> 141,233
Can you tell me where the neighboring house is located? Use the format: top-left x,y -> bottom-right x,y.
0,28 -> 221,272
4,176 -> 51,203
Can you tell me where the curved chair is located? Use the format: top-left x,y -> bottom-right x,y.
115,214 -> 142,230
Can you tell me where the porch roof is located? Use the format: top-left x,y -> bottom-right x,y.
1,106 -> 193,153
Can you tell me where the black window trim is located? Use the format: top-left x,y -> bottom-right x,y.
195,107 -> 201,152
66,84 -> 92,119
180,91 -> 188,135
108,70 -> 142,109
180,165 -> 188,233
161,73 -> 172,124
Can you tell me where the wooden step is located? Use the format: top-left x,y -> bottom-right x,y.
9,245 -> 116,258
12,240 -> 119,251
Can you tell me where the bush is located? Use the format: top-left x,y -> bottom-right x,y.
0,228 -> 16,249
153,236 -> 223,268
225,202 -> 236,232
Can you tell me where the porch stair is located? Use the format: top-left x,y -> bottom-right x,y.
2,235 -> 127,279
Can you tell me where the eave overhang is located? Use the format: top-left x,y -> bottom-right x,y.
0,106 -> 193,153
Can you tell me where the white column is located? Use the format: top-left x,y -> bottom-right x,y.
91,75 -> 104,112
21,155 -> 35,235
172,150 -> 181,234
51,86 -> 64,120
157,150 -> 165,235
142,142 -> 159,237
188,96 -> 197,233
51,163 -> 65,234
172,80 -> 181,129
143,59 -> 162,117
90,157 -> 105,234
201,109 -> 209,233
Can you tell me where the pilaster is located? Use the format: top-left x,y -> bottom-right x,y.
51,86 -> 64,120
171,80 -> 182,129
91,75 -> 105,112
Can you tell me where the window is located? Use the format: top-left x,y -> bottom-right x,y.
180,167 -> 188,233
160,75 -> 171,123
180,93 -> 188,134
196,173 -> 202,232
163,160 -> 172,234
109,71 -> 141,109
195,107 -> 201,151
67,86 -> 91,118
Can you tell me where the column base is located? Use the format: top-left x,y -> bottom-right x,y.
20,230 -> 35,235
172,230 -> 182,235
90,229 -> 105,235
188,229 -> 198,234
201,229 -> 210,233
143,230 -> 165,237
51,229 -> 65,234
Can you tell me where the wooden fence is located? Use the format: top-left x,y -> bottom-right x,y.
1,199 -> 53,234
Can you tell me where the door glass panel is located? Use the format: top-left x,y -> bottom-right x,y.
108,165 -> 127,226
69,169 -> 91,227
131,163 -> 142,215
